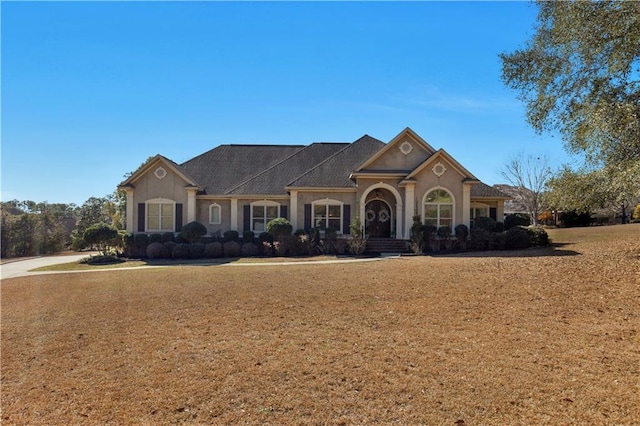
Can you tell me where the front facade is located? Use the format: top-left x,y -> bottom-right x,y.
119,128 -> 509,239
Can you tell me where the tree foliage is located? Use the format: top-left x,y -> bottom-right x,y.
500,1 -> 640,167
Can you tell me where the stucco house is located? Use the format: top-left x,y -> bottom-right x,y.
118,127 -> 509,240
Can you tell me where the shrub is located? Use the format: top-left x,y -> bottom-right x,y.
200,236 -> 215,245
422,225 -> 438,252
83,223 -> 119,255
146,242 -> 164,259
474,216 -> 496,232
223,230 -> 239,242
148,233 -> 162,244
267,217 -> 293,239
241,242 -> 259,257
494,221 -> 505,233
180,221 -> 207,243
134,233 -> 149,256
410,215 -> 424,255
348,217 -> 367,255
504,226 -> 532,250
527,227 -> 550,246
437,226 -> 452,239
171,243 -> 190,259
223,241 -> 241,257
489,232 -> 506,251
205,242 -> 223,258
559,210 -> 591,228
504,213 -> 530,230
161,232 -> 175,243
259,232 -> 273,244
189,243 -> 205,259
294,229 -> 306,237
454,224 -> 469,250
321,228 -> 338,255
469,228 -> 491,251
119,231 -> 135,257
243,230 -> 255,243
162,241 -> 176,258
80,254 -> 124,265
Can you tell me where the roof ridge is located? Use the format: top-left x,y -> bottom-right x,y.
224,144 -> 309,194
286,135 -> 383,187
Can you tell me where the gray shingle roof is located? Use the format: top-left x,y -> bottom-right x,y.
180,145 -> 304,195
226,143 -> 349,195
470,182 -> 511,198
287,135 -> 386,188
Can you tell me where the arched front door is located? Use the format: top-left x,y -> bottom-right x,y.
365,200 -> 392,238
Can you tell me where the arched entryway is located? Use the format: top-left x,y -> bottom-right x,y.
365,199 -> 392,238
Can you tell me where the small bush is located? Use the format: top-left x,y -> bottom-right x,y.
410,215 -> 424,254
223,230 -> 239,242
527,227 -> 549,246
489,232 -> 506,251
189,243 -> 205,259
146,242 -> 164,259
267,217 -> 293,239
294,229 -> 306,237
83,223 -> 119,255
180,221 -> 207,243
148,233 -> 162,244
348,217 -> 367,255
454,224 -> 469,241
205,242 -> 223,258
162,241 -> 176,258
80,254 -> 124,265
504,227 -> 532,250
172,243 -> 190,259
504,213 -> 530,230
223,241 -> 241,257
134,233 -> 149,249
469,228 -> 491,251
241,242 -> 259,257
494,222 -> 505,233
259,232 -> 273,244
120,231 -> 135,257
474,216 -> 496,232
161,232 -> 175,243
243,230 -> 255,243
200,236 -> 215,245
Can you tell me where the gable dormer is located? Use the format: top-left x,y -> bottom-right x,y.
354,127 -> 437,173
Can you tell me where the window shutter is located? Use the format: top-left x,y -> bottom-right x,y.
175,204 -> 183,232
490,207 -> 497,221
243,205 -> 251,232
281,205 -> 288,220
138,203 -> 145,232
304,204 -> 311,231
343,204 -> 351,234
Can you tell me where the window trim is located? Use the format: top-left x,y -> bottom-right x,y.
209,203 -> 222,225
250,200 -> 281,233
422,188 -> 455,229
145,198 -> 175,232
311,199 -> 344,234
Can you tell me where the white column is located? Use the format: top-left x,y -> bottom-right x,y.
404,184 -> 415,239
395,203 -> 403,240
462,183 -> 472,228
289,190 -> 298,230
126,189 -> 134,232
187,188 -> 197,223
230,198 -> 238,231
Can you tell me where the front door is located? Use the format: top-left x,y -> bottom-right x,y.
365,200 -> 392,238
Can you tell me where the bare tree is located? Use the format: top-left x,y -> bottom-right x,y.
501,154 -> 551,226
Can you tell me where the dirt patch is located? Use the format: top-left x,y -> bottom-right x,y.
2,225 -> 639,424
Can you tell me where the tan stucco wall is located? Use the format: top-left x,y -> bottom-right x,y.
293,191 -> 357,232
130,165 -> 190,231
411,159 -> 465,227
195,199 -> 231,234
366,137 -> 431,171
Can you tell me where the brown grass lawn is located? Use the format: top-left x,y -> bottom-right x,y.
2,225 -> 639,425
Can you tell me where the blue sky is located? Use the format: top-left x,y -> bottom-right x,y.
2,1 -> 572,206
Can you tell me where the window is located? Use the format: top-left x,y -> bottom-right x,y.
312,200 -> 343,232
209,203 -> 221,224
470,203 -> 489,227
251,201 -> 280,232
423,189 -> 454,229
147,200 -> 174,232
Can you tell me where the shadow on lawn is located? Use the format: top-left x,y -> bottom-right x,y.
434,243 -> 580,259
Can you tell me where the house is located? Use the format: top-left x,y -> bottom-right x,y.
118,128 -> 509,240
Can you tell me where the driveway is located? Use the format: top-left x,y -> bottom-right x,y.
0,253 -> 97,280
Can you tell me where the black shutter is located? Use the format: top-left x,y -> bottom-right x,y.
490,207 -> 497,221
175,204 -> 183,232
243,205 -> 251,232
304,204 -> 311,231
343,205 -> 351,235
281,205 -> 288,220
138,203 -> 145,232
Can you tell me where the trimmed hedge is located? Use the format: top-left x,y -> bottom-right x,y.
146,242 -> 164,259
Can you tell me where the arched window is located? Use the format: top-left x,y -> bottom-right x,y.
423,188 -> 454,229
250,201 -> 280,232
146,198 -> 175,232
209,203 -> 222,224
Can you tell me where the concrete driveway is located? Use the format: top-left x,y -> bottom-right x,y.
0,253 -> 97,280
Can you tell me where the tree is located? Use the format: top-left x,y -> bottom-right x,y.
501,1 -> 640,204
83,223 -> 118,255
501,153 -> 551,226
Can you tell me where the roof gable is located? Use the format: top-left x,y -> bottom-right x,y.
355,127 -> 436,172
403,149 -> 479,182
119,155 -> 202,190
